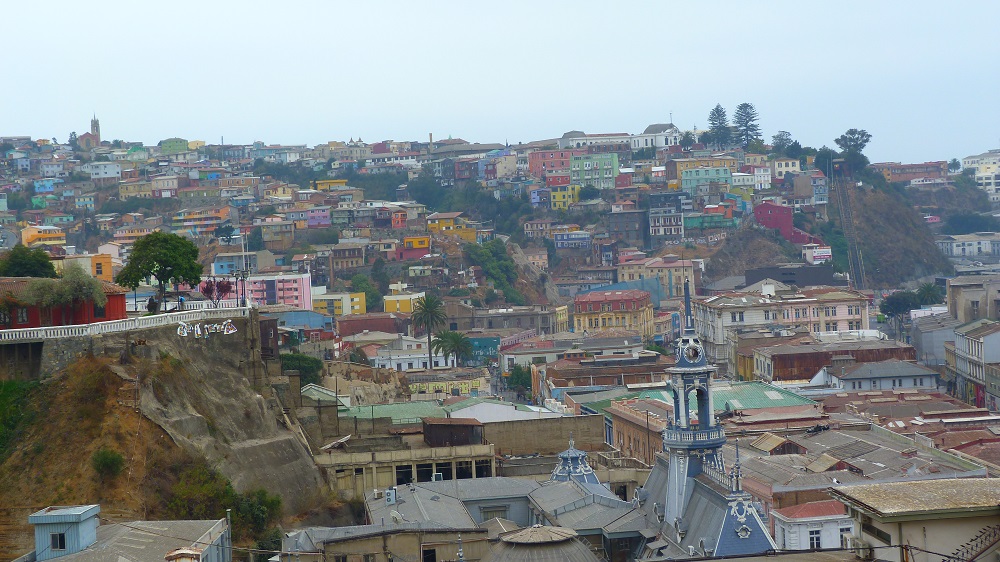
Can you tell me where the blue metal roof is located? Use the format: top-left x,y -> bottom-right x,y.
29,505 -> 100,524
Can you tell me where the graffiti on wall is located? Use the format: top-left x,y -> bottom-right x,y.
177,319 -> 238,338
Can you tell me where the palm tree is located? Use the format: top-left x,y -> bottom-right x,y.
916,283 -> 944,306
412,295 -> 447,369
433,331 -> 473,367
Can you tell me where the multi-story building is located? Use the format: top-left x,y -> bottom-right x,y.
171,206 -> 231,236
527,149 -> 585,178
51,253 -> 114,282
569,153 -> 619,189
663,156 -> 738,181
572,290 -> 655,339
869,161 -> 948,183
327,242 -> 366,271
680,166 -> 732,196
617,255 -> 701,298
553,230 -> 591,249
112,223 -> 159,245
80,161 -> 121,185
383,291 -> 425,314
21,225 -> 66,248
118,179 -> 153,200
212,250 -> 276,276
944,318 -> 1000,410
936,232 -> 1000,257
549,184 -> 580,210
946,275 -> 1000,323
770,157 -> 800,179
425,211 -> 491,243
445,302 -> 568,335
608,209 -> 647,246
151,175 -> 180,198
753,339 -> 915,382
246,271 -> 313,309
648,208 -> 684,245
695,285 -> 871,365
313,291 -> 366,316
260,220 -> 295,251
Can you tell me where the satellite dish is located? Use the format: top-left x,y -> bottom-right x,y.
390,510 -> 405,524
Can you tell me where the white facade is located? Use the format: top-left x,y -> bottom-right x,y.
558,124 -> 683,150
773,512 -> 855,551
962,149 -> 1000,193
771,158 -> 801,179
81,161 -> 121,180
371,335 -> 449,371
446,401 -> 563,423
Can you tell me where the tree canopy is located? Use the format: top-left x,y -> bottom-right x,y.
279,353 -> 323,386
733,103 -> 761,148
0,244 -> 57,278
431,331 -> 473,367
941,213 -> 1000,235
835,128 -> 872,175
707,104 -> 731,149
350,274 -> 383,312
115,232 -> 202,301
771,131 -> 793,154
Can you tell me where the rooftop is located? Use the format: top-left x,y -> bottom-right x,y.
830,478 -> 1000,517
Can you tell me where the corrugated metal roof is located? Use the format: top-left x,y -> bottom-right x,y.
805,453 -> 840,473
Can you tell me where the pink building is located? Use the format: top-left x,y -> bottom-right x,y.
528,149 -> 585,178
246,272 -> 313,309
307,206 -> 331,228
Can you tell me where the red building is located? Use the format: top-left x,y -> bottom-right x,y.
528,149 -> 585,178
0,278 -> 128,329
454,159 -> 479,181
754,201 -> 793,239
615,172 -> 633,188
545,173 -> 571,187
870,161 -> 948,183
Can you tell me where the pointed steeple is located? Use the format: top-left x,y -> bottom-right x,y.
730,439 -> 744,493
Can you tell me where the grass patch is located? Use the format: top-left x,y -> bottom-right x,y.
0,380 -> 38,459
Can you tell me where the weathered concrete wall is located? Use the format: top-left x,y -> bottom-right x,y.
126,313 -> 325,514
484,414 -> 605,456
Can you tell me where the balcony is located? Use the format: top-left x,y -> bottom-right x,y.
663,426 -> 726,447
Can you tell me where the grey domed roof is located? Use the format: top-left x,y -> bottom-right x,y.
484,525 -> 600,562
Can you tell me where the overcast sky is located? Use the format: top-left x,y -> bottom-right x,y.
4,1 -> 998,162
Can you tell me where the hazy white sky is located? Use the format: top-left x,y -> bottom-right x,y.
4,0 -> 998,163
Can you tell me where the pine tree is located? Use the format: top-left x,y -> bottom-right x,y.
733,103 -> 762,148
707,104 -> 730,150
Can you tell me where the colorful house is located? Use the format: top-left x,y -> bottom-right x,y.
550,184 -> 581,210
399,235 -> 431,260
21,225 -> 66,248
0,278 -> 128,329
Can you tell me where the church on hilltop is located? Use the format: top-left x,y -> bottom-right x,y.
76,115 -> 101,150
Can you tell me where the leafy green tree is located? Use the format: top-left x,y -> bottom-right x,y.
348,346 -> 370,365
746,138 -> 766,154
941,213 -> 1000,235
733,103 -> 761,148
280,353 -> 323,386
814,146 -> 837,176
880,290 -> 921,338
412,295 -> 447,368
679,131 -> 696,150
578,186 -> 601,201
432,331 -> 473,367
215,224 -> 236,245
247,227 -> 264,251
67,132 -> 79,150
371,257 -> 390,295
351,274 -> 383,311
115,232 -> 202,303
785,141 -> 803,160
0,244 -> 57,278
835,128 -> 872,175
948,158 -> 961,172
507,364 -> 532,398
771,131 -> 793,154
707,104 -> 731,149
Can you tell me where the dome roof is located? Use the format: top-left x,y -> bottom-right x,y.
484,525 -> 600,562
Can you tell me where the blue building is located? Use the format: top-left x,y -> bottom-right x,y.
20,504 -> 231,562
32,178 -> 64,194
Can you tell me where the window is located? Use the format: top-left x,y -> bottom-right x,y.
481,506 -> 509,520
51,533 -> 66,551
16,308 -> 27,324
809,529 -> 822,549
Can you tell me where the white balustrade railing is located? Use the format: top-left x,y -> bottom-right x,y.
126,299 -> 242,313
0,307 -> 251,342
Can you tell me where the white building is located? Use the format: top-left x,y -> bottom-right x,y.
371,335 -> 449,371
557,123 -> 684,151
935,232 -> 1000,257
772,500 -> 855,551
80,161 -> 121,180
770,158 -> 801,179
962,149 -> 1000,194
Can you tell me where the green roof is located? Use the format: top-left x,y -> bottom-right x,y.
582,382 -> 815,418
341,401 -> 446,423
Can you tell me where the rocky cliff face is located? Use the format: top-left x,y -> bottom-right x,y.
134,314 -> 325,514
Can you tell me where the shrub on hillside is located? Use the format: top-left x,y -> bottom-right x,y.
91,447 -> 125,480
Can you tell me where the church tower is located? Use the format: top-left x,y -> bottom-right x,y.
90,114 -> 101,144
662,280 -> 726,528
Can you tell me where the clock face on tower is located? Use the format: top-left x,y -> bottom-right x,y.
683,342 -> 704,363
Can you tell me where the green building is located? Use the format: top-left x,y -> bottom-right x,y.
681,166 -> 731,196
158,137 -> 189,155
570,153 -> 619,189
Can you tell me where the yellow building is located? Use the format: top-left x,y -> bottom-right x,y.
314,179 -> 349,191
573,289 -> 655,339
425,212 -> 479,243
52,253 -> 114,282
666,156 -> 738,180
402,235 -> 430,253
119,180 -> 153,200
550,184 -> 581,210
314,292 -> 366,316
21,225 -> 66,248
384,291 -> 425,314
187,140 -> 206,150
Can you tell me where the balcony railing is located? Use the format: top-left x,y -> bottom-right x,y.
663,426 -> 726,443
0,307 -> 250,343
